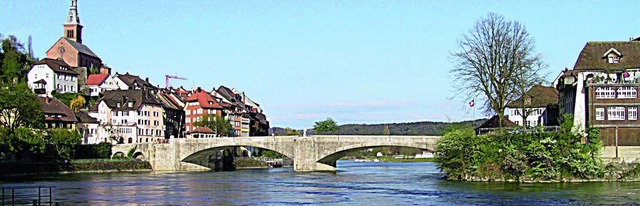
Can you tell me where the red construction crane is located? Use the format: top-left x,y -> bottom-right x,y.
165,75 -> 188,89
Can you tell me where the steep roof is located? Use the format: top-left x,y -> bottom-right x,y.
574,41 -> 640,70
507,85 -> 559,108
86,73 -> 109,85
38,96 -> 77,122
34,58 -> 79,75
63,37 -> 100,58
75,111 -> 99,123
185,88 -> 223,109
100,89 -> 163,111
217,85 -> 245,108
114,73 -> 156,89
156,91 -> 182,111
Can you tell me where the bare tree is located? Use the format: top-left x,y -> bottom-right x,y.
451,13 -> 545,127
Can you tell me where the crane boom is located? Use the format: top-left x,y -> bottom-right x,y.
165,74 -> 188,89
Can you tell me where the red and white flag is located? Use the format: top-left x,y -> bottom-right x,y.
469,99 -> 475,108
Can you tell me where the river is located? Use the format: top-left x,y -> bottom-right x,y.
1,161 -> 639,205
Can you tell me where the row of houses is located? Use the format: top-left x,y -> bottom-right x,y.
499,37 -> 640,146
25,0 -> 269,145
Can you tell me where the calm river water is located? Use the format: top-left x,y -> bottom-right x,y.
1,161 -> 639,205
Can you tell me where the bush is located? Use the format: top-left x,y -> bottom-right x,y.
74,142 -> 112,159
435,114 -> 604,181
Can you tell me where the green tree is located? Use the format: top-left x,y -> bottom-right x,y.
0,83 -> 44,130
194,114 -> 232,137
0,127 -> 46,155
313,118 -> 338,134
49,128 -> 81,160
450,13 -> 545,127
383,125 -> 390,135
0,35 -> 33,84
70,95 -> 86,112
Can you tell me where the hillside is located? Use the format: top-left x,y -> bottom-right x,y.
270,119 -> 486,136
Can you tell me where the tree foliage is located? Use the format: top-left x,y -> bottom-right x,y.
0,83 -> 43,130
70,95 -> 86,112
49,128 -> 81,160
450,13 -> 545,127
0,34 -> 33,84
194,114 -> 232,136
313,118 -> 338,134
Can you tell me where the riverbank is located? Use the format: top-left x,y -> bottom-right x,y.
0,159 -> 151,178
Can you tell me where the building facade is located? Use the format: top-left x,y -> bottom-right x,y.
557,39 -> 640,146
506,85 -> 559,127
92,89 -> 165,144
184,88 -> 223,136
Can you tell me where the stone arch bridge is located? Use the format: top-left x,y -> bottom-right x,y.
112,135 -> 440,172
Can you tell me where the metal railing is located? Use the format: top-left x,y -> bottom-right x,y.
1,185 -> 56,206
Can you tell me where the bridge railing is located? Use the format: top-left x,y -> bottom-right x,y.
310,135 -> 440,142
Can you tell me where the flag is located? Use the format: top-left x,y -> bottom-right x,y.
469,99 -> 475,108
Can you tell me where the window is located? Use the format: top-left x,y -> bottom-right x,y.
153,111 -> 158,117
596,108 -> 605,120
608,56 -> 620,63
186,110 -> 191,115
617,87 -> 637,99
629,107 -> 638,120
608,106 -> 626,120
596,87 -> 616,99
128,102 -> 133,107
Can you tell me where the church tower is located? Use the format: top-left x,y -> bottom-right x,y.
63,0 -> 83,43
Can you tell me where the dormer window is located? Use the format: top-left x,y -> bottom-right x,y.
604,48 -> 622,64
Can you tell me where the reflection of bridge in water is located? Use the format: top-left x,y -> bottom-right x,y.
112,135 -> 440,172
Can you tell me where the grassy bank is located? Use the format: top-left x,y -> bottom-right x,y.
234,158 -> 269,169
1,159 -> 151,177
377,157 -> 436,162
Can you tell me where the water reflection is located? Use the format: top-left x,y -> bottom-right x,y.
1,161 -> 639,205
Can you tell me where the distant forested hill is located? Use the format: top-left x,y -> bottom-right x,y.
270,119 -> 486,136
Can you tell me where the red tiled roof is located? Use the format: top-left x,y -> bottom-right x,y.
185,89 -> 223,109
191,126 -> 215,134
86,73 -> 109,85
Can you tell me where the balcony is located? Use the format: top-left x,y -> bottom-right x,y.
586,75 -> 640,86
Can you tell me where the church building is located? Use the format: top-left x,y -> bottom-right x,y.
44,0 -> 109,75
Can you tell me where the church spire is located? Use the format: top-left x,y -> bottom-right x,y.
63,0 -> 83,43
66,0 -> 80,24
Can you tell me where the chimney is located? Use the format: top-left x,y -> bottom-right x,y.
45,96 -> 50,104
145,77 -> 149,82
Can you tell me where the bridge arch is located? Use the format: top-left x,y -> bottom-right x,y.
297,136 -> 438,172
181,145 -> 294,163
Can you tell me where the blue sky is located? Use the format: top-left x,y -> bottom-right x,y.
2,1 -> 639,128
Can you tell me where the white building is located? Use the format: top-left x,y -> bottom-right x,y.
101,72 -> 156,91
75,111 -> 101,144
27,58 -> 78,96
506,85 -> 559,127
90,89 -> 165,144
